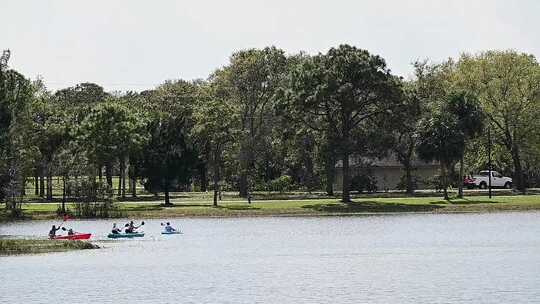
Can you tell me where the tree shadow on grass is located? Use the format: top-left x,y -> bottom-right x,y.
158,203 -> 213,208
214,204 -> 261,211
447,198 -> 503,205
117,194 -> 192,202
125,205 -> 164,212
129,203 -> 262,211
302,201 -> 442,213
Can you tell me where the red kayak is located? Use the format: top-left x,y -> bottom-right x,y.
51,233 -> 92,240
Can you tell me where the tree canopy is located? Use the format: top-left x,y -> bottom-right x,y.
286,45 -> 402,202
1,46 -> 539,215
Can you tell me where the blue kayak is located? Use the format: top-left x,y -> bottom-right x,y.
161,231 -> 182,235
107,232 -> 145,238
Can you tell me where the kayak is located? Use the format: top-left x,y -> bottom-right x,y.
51,233 -> 92,240
161,231 -> 182,235
107,232 -> 145,239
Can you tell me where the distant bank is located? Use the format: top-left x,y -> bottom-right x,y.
2,194 -> 540,221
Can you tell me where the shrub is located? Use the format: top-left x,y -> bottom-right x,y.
396,174 -> 419,191
268,175 -> 294,193
69,179 -> 123,218
350,173 -> 377,193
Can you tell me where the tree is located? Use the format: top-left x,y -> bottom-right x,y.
55,82 -> 108,106
117,91 -> 152,197
286,45 -> 402,202
140,117 -> 197,205
416,91 -> 483,200
0,50 -> 36,216
193,81 -> 239,206
417,107 -> 464,200
54,82 -> 109,184
389,82 -> 423,195
30,84 -> 69,201
445,91 -> 484,198
136,80 -> 200,205
455,51 -> 540,192
317,133 -> 338,196
77,101 -> 147,195
219,47 -> 288,201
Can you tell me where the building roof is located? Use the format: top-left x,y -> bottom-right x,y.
335,154 -> 438,169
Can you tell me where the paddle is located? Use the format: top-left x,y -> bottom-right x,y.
57,214 -> 71,229
126,221 -> 145,227
50,214 -> 70,237
124,221 -> 145,233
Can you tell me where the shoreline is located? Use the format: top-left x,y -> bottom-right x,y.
0,239 -> 99,256
2,194 -> 540,222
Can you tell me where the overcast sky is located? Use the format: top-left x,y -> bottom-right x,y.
2,0 -> 539,92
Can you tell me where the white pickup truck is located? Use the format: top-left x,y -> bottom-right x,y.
469,171 -> 513,189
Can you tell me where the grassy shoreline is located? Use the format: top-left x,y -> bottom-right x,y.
0,239 -> 98,255
2,193 -> 540,221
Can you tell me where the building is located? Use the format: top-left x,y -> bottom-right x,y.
334,155 -> 439,191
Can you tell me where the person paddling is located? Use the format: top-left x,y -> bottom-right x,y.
125,221 -> 143,233
111,223 -> 121,234
164,222 -> 176,233
49,225 -> 61,238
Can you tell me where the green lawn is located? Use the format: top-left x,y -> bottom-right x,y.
3,194 -> 540,220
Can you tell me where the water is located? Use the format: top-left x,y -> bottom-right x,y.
1,212 -> 540,303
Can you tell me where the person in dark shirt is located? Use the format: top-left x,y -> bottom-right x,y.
49,225 -> 61,238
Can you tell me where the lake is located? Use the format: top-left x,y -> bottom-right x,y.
1,212 -> 540,303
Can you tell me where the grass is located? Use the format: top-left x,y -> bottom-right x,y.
0,239 -> 98,255
2,193 -> 540,221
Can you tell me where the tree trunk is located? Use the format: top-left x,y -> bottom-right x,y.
325,151 -> 335,196
303,146 -> 315,192
213,173 -> 219,207
457,156 -> 464,198
164,188 -> 171,206
121,158 -> 126,198
105,162 -> 113,190
34,170 -> 39,196
239,173 -> 248,197
21,176 -> 26,196
199,162 -> 208,192
403,160 -> 414,195
238,142 -> 251,198
117,170 -> 122,197
128,163 -> 137,197
46,163 -> 53,201
511,146 -> 525,192
131,178 -> 137,197
117,158 -> 123,197
61,175 -> 66,214
128,172 -> 133,194
441,164 -> 449,200
213,150 -> 221,207
39,168 -> 45,198
341,151 -> 351,203
66,175 -> 72,198
213,185 -> 219,207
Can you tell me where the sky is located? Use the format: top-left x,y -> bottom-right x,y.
1,0 -> 539,92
